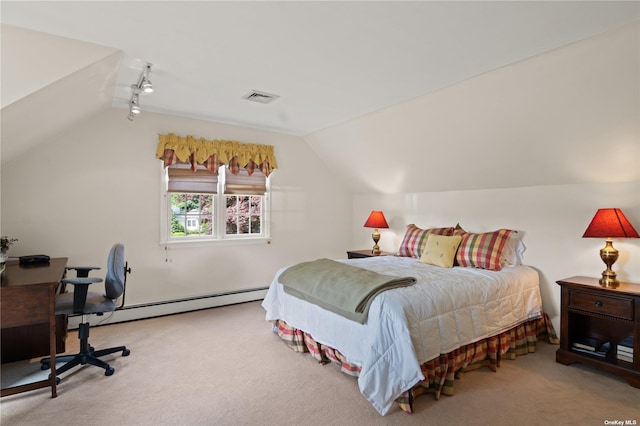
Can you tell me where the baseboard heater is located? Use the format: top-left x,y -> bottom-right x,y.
67,287 -> 269,329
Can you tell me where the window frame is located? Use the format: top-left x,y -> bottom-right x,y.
159,164 -> 271,247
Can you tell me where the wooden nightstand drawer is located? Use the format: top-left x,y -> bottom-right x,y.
569,290 -> 634,320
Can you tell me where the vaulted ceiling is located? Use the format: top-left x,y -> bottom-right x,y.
2,1 -> 639,166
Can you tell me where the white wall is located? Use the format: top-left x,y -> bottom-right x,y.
1,107 -> 351,313
306,23 -> 640,334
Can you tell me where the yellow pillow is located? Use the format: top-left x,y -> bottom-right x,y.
419,234 -> 463,268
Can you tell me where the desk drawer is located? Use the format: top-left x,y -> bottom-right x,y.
0,285 -> 50,328
569,290 -> 634,320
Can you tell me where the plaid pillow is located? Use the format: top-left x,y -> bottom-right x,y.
456,229 -> 513,271
453,223 -> 467,237
396,224 -> 454,258
452,224 -> 467,266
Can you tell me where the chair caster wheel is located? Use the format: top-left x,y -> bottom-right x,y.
41,363 -> 49,371
55,377 -> 61,385
122,348 -> 131,356
105,367 -> 115,376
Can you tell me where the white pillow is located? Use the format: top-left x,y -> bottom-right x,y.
501,232 -> 525,266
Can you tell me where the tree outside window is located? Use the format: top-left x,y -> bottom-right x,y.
226,195 -> 262,235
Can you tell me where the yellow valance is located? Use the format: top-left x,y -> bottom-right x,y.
157,133 -> 278,176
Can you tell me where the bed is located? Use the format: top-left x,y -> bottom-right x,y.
262,225 -> 558,415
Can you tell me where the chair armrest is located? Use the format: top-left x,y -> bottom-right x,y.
66,266 -> 101,278
60,277 -> 103,314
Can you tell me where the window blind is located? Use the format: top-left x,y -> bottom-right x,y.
167,164 -> 218,194
224,168 -> 267,195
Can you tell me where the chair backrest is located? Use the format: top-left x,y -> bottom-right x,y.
105,243 -> 126,300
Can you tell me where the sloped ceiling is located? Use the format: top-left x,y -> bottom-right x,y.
1,25 -> 121,164
1,1 -> 639,147
305,21 -> 640,194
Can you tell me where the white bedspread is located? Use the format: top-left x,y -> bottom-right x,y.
262,256 -> 542,415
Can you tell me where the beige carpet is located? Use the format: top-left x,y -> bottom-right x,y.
1,301 -> 638,425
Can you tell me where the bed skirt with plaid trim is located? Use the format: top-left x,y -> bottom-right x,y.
273,313 -> 558,414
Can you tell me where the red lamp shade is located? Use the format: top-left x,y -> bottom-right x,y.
582,208 -> 639,287
582,208 -> 639,239
363,211 -> 389,229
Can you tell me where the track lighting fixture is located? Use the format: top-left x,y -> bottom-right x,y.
127,63 -> 153,121
130,94 -> 141,114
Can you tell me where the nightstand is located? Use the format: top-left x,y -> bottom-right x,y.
346,250 -> 394,259
556,276 -> 640,388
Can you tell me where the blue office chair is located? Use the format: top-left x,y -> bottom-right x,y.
41,243 -> 131,378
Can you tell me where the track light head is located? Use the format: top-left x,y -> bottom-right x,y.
142,78 -> 153,93
142,63 -> 153,93
130,94 -> 141,114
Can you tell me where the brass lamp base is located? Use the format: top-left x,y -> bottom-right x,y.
598,239 -> 619,288
599,271 -> 619,288
371,229 -> 381,256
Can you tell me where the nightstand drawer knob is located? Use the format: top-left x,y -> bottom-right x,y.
595,300 -> 603,308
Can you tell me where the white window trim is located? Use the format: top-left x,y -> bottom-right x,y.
159,164 -> 272,247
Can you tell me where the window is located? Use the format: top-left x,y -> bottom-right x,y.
161,163 -> 270,244
226,195 -> 262,235
156,134 -> 278,245
171,194 -> 213,237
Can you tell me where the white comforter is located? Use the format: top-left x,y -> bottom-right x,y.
262,256 -> 543,415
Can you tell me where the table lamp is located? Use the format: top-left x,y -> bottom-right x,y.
364,211 -> 389,255
582,208 -> 639,287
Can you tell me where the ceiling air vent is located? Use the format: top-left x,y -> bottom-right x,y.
242,90 -> 280,104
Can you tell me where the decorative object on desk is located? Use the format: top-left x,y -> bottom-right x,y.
582,208 -> 639,287
1,236 -> 18,252
0,236 -> 18,265
363,211 -> 389,255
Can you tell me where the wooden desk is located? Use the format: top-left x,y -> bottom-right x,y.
1,257 -> 68,398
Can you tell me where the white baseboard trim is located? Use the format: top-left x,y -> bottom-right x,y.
68,288 -> 268,329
